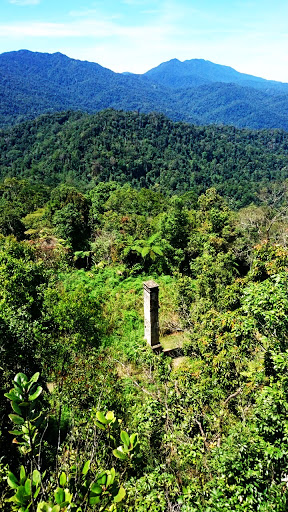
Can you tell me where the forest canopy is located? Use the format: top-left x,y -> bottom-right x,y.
0,109 -> 288,206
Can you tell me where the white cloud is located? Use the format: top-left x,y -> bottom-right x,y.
9,0 -> 40,5
0,18 -> 174,40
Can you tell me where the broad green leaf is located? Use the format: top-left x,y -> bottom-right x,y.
27,372 -> 40,391
32,470 -> 41,486
34,487 -> 41,499
106,468 -> 115,487
82,460 -> 90,475
4,391 -> 22,401
96,411 -> 108,424
8,429 -> 22,436
132,245 -> 143,255
89,496 -> 101,505
52,506 -> 60,512
129,433 -> 138,447
106,411 -> 115,422
28,386 -> 42,401
120,431 -> 130,447
15,485 -> 26,504
64,489 -> 73,503
20,466 -> 26,482
94,421 -> 105,430
37,502 -> 52,512
90,483 -> 102,495
14,373 -> 28,386
59,472 -> 66,487
25,479 -> 32,496
29,372 -> 40,384
11,402 -> 22,415
7,472 -> 19,489
9,414 -> 24,425
54,488 -> 65,505
95,472 -> 107,486
113,486 -> 126,503
112,447 -> 127,460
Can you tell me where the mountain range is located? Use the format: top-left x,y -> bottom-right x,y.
1,50 -> 288,130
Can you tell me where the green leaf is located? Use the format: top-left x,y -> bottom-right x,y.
96,411 -> 108,424
27,373 -> 40,392
113,447 -> 127,460
120,431 -> 130,447
54,488 -> 65,505
129,433 -> 138,447
94,421 -> 106,430
32,470 -> 41,486
20,466 -> 26,483
95,472 -> 107,486
37,503 -> 52,512
14,373 -> 28,386
113,486 -> 126,503
8,429 -> 23,435
82,460 -> 90,476
106,468 -> 115,487
59,472 -> 66,487
9,414 -> 24,425
106,411 -> 115,422
25,479 -> 32,496
152,246 -> 163,256
148,233 -> 159,244
30,372 -> 40,384
7,472 -> 19,489
28,386 -> 42,401
11,401 -> 22,415
15,485 -> 27,504
52,506 -> 60,512
4,390 -> 22,401
141,246 -> 150,258
34,487 -> 41,499
89,496 -> 101,505
90,483 -> 102,495
64,489 -> 73,503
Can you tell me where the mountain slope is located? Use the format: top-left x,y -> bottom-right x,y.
1,109 -> 288,206
0,50 -> 184,127
1,50 -> 288,130
143,58 -> 288,94
175,83 -> 288,130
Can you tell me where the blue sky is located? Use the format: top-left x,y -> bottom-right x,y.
1,0 -> 288,82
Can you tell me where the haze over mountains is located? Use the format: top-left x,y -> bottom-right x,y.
1,49 -> 288,130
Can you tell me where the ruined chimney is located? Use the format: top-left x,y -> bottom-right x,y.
143,280 -> 160,349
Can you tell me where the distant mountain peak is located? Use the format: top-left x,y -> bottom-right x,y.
143,57 -> 288,91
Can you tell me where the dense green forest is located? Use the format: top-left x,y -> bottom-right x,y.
1,109 -> 288,510
2,50 -> 288,131
1,109 -> 288,207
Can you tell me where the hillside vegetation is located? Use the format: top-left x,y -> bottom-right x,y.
1,110 -> 288,207
1,103 -> 288,508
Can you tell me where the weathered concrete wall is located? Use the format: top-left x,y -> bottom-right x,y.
143,280 -> 159,347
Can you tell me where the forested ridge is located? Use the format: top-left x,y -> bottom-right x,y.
2,50 -> 288,131
1,109 -> 288,206
1,108 -> 288,510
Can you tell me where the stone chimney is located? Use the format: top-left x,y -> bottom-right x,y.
143,280 -> 160,349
